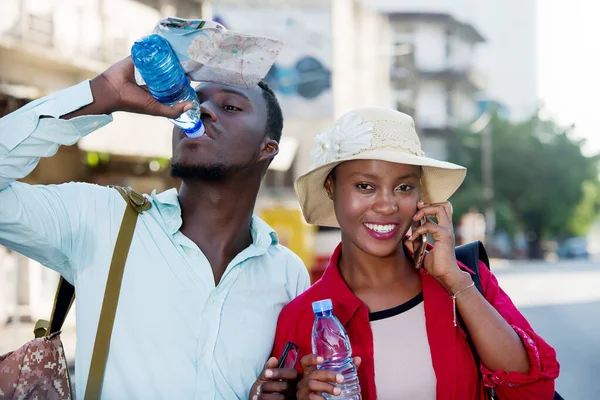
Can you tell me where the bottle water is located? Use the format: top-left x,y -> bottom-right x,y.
312,299 -> 361,400
131,34 -> 205,138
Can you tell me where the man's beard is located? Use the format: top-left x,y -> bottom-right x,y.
171,162 -> 247,181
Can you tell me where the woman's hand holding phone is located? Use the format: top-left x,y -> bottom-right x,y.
406,201 -> 472,295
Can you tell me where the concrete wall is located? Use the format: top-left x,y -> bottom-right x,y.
416,80 -> 447,127
413,23 -> 447,71
415,79 -> 478,130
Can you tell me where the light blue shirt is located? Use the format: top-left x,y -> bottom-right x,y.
0,81 -> 310,399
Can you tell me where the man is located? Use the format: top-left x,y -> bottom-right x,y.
0,57 -> 308,399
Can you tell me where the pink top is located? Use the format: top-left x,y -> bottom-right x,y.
370,293 -> 436,400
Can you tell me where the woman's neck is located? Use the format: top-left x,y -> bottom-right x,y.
338,238 -> 422,311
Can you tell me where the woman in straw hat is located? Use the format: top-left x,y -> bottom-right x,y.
268,108 -> 559,399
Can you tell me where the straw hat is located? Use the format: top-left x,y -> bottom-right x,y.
294,107 -> 467,227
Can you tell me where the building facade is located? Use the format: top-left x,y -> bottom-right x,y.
389,12 -> 485,161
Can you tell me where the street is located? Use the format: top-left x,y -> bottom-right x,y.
492,258 -> 600,398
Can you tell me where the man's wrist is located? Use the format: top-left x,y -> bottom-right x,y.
61,74 -> 116,119
89,74 -> 118,115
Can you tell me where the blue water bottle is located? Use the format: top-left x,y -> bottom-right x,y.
312,299 -> 361,400
131,34 -> 205,138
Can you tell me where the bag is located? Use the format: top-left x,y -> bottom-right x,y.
455,241 -> 564,400
0,186 -> 150,400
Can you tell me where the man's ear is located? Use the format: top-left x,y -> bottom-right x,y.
259,139 -> 279,163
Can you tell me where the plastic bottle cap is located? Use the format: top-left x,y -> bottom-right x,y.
184,122 -> 205,138
312,299 -> 333,314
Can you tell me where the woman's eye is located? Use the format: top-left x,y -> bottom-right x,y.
224,105 -> 241,111
396,184 -> 413,192
356,183 -> 373,190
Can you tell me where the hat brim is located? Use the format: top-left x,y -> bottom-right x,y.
294,148 -> 467,227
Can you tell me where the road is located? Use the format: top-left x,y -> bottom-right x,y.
492,258 -> 600,398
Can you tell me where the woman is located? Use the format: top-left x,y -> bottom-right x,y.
270,108 -> 559,399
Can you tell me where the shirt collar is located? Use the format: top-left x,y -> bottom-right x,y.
318,241 -> 436,326
319,243 -> 364,326
150,188 -> 278,248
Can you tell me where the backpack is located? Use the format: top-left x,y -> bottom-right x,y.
454,241 -> 563,400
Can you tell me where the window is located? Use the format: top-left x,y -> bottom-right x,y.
445,28 -> 452,63
445,87 -> 453,118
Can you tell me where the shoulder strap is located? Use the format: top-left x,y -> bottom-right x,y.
454,241 -> 495,398
84,186 -> 149,400
34,277 -> 75,338
35,187 -> 151,339
454,240 -> 490,294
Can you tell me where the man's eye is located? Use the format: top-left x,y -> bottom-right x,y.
224,105 -> 241,111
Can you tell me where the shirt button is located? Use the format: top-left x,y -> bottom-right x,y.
201,349 -> 207,357
91,121 -> 100,128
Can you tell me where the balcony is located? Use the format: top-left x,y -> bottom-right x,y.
418,67 -> 486,92
0,0 -> 163,77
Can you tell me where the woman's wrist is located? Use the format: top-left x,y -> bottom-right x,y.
438,269 -> 474,296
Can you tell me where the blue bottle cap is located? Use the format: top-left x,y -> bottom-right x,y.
312,299 -> 333,314
184,121 -> 205,138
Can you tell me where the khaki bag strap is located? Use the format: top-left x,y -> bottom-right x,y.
84,186 -> 150,400
33,277 -> 76,338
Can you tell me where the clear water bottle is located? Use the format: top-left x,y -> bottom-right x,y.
312,299 -> 361,400
131,34 -> 205,138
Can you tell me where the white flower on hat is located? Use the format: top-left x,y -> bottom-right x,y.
310,112 -> 374,168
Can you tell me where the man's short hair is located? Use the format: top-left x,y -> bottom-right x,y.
257,80 -> 283,143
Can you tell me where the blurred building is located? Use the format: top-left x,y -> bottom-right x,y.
372,0 -> 539,120
389,12 -> 485,161
0,0 -> 209,324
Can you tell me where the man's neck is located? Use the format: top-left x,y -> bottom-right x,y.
177,175 -> 262,284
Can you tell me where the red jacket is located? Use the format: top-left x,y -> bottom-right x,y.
272,244 -> 560,399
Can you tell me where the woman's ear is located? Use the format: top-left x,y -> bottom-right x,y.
324,174 -> 334,200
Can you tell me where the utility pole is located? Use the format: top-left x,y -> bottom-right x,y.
471,109 -> 495,246
481,122 -> 495,246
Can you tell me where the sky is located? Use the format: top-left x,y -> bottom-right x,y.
537,0 -> 600,156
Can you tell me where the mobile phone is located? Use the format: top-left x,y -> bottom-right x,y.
412,216 -> 428,269
277,341 -> 299,369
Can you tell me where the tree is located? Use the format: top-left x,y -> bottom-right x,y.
449,113 -> 598,258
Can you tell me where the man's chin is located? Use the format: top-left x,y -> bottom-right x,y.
170,162 -> 237,181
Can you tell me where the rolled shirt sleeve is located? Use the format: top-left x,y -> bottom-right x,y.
478,261 -> 560,396
0,80 -> 112,189
0,80 -> 116,281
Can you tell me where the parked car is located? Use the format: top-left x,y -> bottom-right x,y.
556,237 -> 589,260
